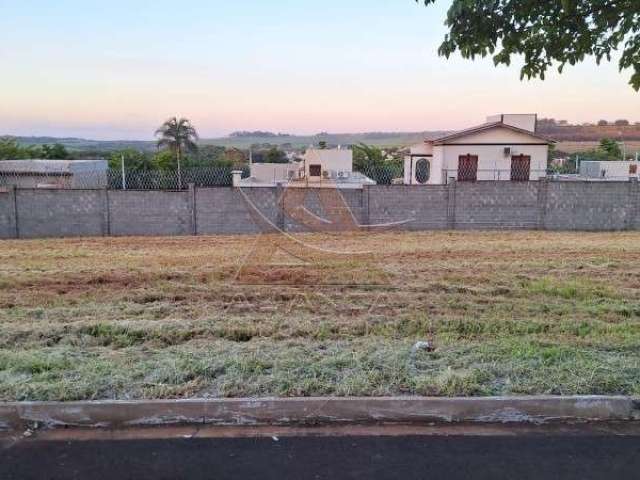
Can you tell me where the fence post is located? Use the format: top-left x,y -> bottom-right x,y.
102,188 -> 111,236
537,177 -> 549,230
446,179 -> 456,230
361,184 -> 371,229
10,186 -> 19,239
188,183 -> 197,236
276,183 -> 286,232
629,178 -> 639,231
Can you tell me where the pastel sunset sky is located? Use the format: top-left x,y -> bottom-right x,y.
1,0 -> 639,140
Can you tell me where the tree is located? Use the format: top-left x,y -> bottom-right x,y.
353,143 -> 385,171
614,119 -> 630,126
40,144 -> 69,159
419,1 -> 640,90
155,117 -> 199,188
109,149 -> 155,171
597,120 -> 609,126
352,143 -> 402,185
265,147 -> 288,163
0,138 -> 43,159
598,138 -> 623,159
0,138 -> 25,160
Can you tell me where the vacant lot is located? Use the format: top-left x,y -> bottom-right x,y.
1,231 -> 639,401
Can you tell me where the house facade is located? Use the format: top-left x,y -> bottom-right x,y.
236,148 -> 375,188
404,114 -> 553,185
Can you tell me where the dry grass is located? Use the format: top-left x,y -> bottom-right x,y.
1,231 -> 639,400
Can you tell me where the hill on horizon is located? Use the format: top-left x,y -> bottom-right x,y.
7,122 -> 640,154
6,131 -> 449,152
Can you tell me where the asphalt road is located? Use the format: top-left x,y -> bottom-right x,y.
2,426 -> 640,480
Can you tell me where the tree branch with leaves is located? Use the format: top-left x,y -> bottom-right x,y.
419,0 -> 640,90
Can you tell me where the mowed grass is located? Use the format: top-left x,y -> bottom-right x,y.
0,231 -> 639,401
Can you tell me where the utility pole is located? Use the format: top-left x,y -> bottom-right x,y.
121,154 -> 126,190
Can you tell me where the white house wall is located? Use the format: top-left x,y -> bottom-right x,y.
442,127 -> 546,145
303,150 -> 353,176
440,144 -> 548,181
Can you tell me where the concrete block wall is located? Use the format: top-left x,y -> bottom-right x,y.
632,182 -> 640,230
544,181 -> 637,231
454,182 -> 540,230
1,182 -> 639,240
284,188 -> 366,232
0,189 -> 17,239
15,189 -> 105,238
108,190 -> 192,236
368,185 -> 449,230
196,187 -> 279,235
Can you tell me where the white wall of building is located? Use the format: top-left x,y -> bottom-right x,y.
580,161 -> 640,180
302,149 -> 353,178
439,144 -> 549,181
249,162 -> 303,184
405,125 -> 550,184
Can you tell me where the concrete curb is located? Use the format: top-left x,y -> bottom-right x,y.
1,396 -> 639,432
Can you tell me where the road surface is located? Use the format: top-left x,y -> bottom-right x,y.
2,423 -> 639,479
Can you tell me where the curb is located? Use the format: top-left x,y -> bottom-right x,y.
1,396 -> 639,432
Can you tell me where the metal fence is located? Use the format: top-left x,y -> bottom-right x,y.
0,163 -> 565,190
0,166 -> 249,190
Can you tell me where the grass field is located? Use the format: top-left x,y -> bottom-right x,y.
1,231 -> 639,401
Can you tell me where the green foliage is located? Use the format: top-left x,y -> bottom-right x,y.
353,143 -> 403,185
155,150 -> 177,171
353,143 -> 385,171
0,137 -> 28,159
40,143 -> 69,159
598,138 -> 623,159
155,117 -> 199,163
108,149 -> 156,171
264,147 -> 288,163
419,0 -> 640,90
0,137 -> 68,160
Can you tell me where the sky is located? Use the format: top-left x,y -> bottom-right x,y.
1,0 -> 639,140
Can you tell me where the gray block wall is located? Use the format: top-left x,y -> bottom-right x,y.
454,182 -> 540,230
108,190 -> 192,236
0,181 -> 639,240
284,188 -> 366,232
196,187 -> 279,235
15,189 -> 105,238
368,185 -> 449,230
544,181 -> 637,231
0,189 -> 17,239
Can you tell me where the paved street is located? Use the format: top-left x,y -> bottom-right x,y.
2,424 -> 640,479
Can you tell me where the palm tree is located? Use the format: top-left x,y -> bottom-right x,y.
155,117 -> 199,188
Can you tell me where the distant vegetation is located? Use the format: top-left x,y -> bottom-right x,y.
538,118 -> 640,141
4,118 -> 640,163
229,131 -> 292,138
0,137 -> 70,160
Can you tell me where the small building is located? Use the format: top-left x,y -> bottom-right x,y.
578,160 -> 640,181
0,159 -> 108,189
404,114 -> 554,185
237,148 -> 375,188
